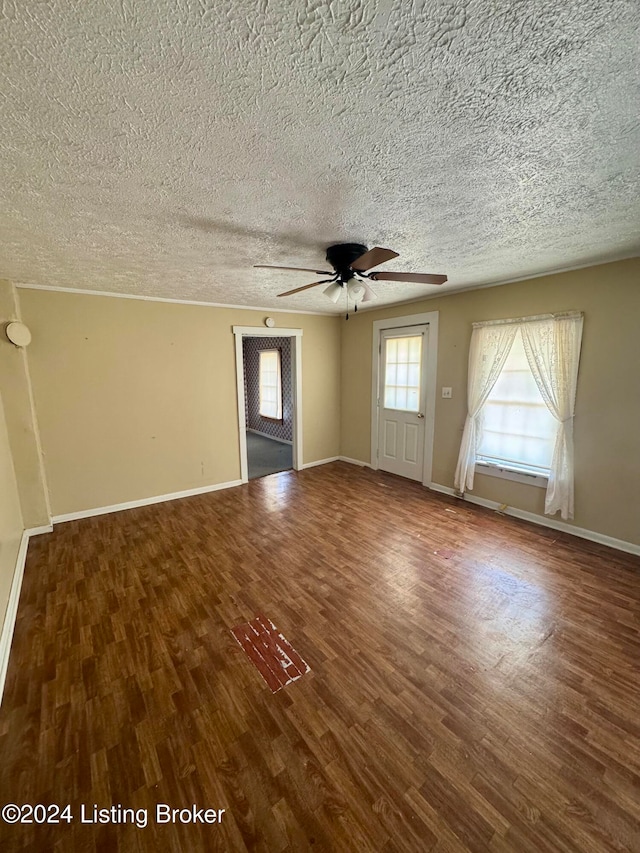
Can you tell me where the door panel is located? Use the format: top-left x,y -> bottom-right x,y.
383,420 -> 397,458
404,422 -> 419,464
377,325 -> 428,481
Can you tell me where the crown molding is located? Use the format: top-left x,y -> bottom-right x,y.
14,282 -> 335,316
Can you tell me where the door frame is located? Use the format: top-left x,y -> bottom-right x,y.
370,311 -> 439,487
233,326 -> 303,483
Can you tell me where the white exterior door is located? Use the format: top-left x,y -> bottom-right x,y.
377,325 -> 428,481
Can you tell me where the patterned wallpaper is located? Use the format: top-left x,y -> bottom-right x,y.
243,336 -> 293,442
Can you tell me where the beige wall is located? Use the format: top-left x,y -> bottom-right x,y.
341,258 -> 640,546
19,290 -> 341,516
12,257 -> 640,544
0,281 -> 50,527
0,389 -> 24,629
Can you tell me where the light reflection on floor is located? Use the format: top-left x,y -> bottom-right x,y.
373,542 -> 558,702
461,560 -> 556,685
255,469 -> 295,512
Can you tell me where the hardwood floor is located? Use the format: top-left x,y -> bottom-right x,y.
1,462 -> 639,852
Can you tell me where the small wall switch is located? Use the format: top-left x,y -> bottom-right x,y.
442,387 -> 452,398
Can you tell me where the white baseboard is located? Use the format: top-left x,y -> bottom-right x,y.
52,479 -> 244,523
247,428 -> 293,446
24,524 -> 53,536
0,532 -> 30,705
338,456 -> 371,468
301,456 -> 373,470
302,456 -> 340,469
51,460 -> 373,522
428,483 -> 464,498
429,482 -> 640,557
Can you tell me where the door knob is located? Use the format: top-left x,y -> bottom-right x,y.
417,412 -> 424,419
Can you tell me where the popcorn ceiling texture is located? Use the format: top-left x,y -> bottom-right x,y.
1,0 -> 638,314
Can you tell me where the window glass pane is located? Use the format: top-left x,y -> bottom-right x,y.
477,330 -> 556,471
259,349 -> 282,419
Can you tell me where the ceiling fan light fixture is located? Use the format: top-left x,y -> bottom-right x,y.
323,281 -> 343,303
347,281 -> 366,302
361,282 -> 376,303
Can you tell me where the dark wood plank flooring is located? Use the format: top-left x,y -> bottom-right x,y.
1,462 -> 639,852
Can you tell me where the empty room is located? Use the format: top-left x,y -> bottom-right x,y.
1,2 -> 639,851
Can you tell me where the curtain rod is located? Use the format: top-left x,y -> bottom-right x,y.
472,310 -> 583,328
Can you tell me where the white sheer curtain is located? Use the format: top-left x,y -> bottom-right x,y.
454,323 -> 518,492
521,314 -> 584,520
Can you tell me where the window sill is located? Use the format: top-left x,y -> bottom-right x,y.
475,462 -> 549,489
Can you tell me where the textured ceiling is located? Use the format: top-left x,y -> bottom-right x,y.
1,0 -> 638,314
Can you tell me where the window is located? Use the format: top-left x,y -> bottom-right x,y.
454,312 -> 583,520
383,334 -> 422,412
477,329 -> 556,477
259,349 -> 282,420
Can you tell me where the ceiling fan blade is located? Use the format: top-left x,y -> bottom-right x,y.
255,264 -> 333,275
277,279 -> 335,297
350,246 -> 399,271
369,271 -> 448,285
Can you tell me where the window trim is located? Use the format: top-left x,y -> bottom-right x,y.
259,348 -> 283,421
475,459 -> 549,488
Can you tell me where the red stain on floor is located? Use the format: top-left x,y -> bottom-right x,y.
231,615 -> 310,693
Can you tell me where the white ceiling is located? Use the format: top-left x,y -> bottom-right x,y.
1,1 -> 638,315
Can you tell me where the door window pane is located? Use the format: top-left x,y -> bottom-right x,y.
384,334 -> 422,412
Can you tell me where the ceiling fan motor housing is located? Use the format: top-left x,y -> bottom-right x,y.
325,243 -> 368,275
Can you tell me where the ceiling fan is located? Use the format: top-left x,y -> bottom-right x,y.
254,243 -> 447,315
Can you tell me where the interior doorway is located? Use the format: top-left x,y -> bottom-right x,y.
233,326 -> 303,483
243,336 -> 293,479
